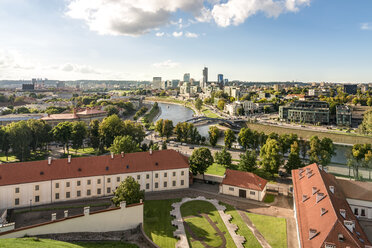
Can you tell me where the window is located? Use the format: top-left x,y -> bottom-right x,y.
15,187 -> 19,193
77,190 -> 81,197
117,177 -> 120,182
146,183 -> 150,190
15,198 -> 19,205
55,183 -> 59,188
66,182 -> 70,187
250,191 -> 256,195
361,209 -> 366,217
77,181 -> 81,186
181,180 -> 184,186
164,182 -> 167,188
164,172 -> 167,177
229,187 -> 234,191
87,179 -> 91,185
354,208 -> 359,215
97,179 -> 101,184
137,175 -> 140,180
107,187 -> 111,194
173,172 -> 176,177
35,185 -> 39,191
181,171 -> 185,176
155,173 -> 158,178
55,193 -> 59,200
155,182 -> 159,189
87,189 -> 91,196
97,188 -> 101,195
107,178 -> 111,183
172,181 -> 176,187
146,174 -> 149,179
66,192 -> 70,198
35,196 -> 40,202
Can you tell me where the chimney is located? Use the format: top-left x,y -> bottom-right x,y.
48,157 -> 52,165
111,152 -> 114,159
121,152 -> 124,158
340,209 -> 346,219
149,149 -> 152,155
67,155 -> 71,163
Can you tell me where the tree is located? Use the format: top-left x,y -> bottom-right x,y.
195,98 -> 203,111
308,136 -> 321,164
239,150 -> 257,172
174,122 -> 200,144
71,121 -> 87,151
299,138 -> 309,161
7,121 -> 32,161
99,114 -> 124,148
0,126 -> 10,160
217,99 -> 226,110
358,109 -> 372,135
238,127 -> 254,149
208,126 -> 219,147
162,142 -> 167,150
349,144 -> 372,180
162,119 -> 174,139
189,148 -> 214,178
285,141 -> 302,174
155,119 -> 164,136
319,137 -> 335,168
279,133 -> 298,156
27,119 -> 51,151
110,135 -> 140,154
105,105 -> 120,116
260,138 -> 283,175
52,121 -> 73,154
224,129 -> 236,149
89,120 -> 101,151
122,120 -> 146,144
111,176 -> 145,206
214,148 -> 232,168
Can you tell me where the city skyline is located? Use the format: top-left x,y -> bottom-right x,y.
0,0 -> 372,82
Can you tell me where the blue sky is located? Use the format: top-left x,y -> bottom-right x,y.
0,0 -> 371,82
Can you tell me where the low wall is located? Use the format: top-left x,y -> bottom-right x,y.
193,174 -> 224,183
0,202 -> 143,239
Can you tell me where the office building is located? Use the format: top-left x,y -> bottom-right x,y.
202,67 -> 208,89
152,77 -> 162,89
279,101 -> 330,124
343,84 -> 358,95
183,73 -> 190,83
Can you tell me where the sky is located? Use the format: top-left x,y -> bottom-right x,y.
0,0 -> 372,83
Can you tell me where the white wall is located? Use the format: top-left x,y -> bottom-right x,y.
0,203 -> 143,239
347,198 -> 372,219
219,184 -> 266,201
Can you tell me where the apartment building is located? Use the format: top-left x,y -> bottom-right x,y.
0,150 -> 189,210
279,101 -> 330,124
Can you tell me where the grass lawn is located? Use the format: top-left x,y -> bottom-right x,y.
205,163 -> 226,176
0,152 -> 18,163
0,238 -> 137,248
180,200 -> 236,248
221,203 -> 261,248
202,108 -> 220,118
144,199 -> 179,248
263,194 -> 276,203
246,213 -> 287,248
71,147 -> 96,155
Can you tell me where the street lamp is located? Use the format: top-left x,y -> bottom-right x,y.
29,199 -> 32,211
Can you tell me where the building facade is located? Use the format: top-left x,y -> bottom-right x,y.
0,150 -> 189,210
279,101 -> 330,124
336,105 -> 352,126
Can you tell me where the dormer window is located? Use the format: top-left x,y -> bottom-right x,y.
338,234 -> 344,242
329,185 -> 334,194
321,208 -> 327,216
312,187 -> 318,195
302,194 -> 309,202
309,229 -> 319,240
316,192 -> 325,203
340,209 -> 346,219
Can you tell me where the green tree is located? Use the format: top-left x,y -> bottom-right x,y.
224,129 -> 236,149
279,133 -> 298,156
358,109 -> 372,135
122,120 -> 146,144
89,120 -> 101,151
299,138 -> 309,161
189,147 -> 214,178
0,126 -> 10,160
308,136 -> 321,164
162,141 -> 167,150
155,119 -> 164,136
195,98 -> 203,111
214,148 -> 233,168
27,119 -> 51,151
71,121 -> 87,151
239,150 -> 257,172
111,176 -> 145,206
238,127 -> 254,149
260,138 -> 283,175
208,126 -> 220,147
285,141 -> 302,174
217,99 -> 226,110
349,144 -> 372,180
162,119 -> 174,139
7,121 -> 32,161
52,121 -> 73,154
105,105 -> 120,116
99,114 -> 124,148
110,135 -> 140,154
319,137 -> 335,168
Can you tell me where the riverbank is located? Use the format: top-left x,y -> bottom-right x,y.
145,97 -> 197,114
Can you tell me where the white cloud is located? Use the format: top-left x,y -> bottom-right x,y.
155,32 -> 165,37
185,32 -> 199,38
172,31 -> 183,37
60,63 -> 100,74
152,59 -> 179,68
0,49 -> 35,70
360,23 -> 372,30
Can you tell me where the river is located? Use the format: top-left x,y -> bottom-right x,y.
154,102 -> 350,164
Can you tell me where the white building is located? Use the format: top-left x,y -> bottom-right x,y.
0,150 -> 189,210
224,86 -> 241,100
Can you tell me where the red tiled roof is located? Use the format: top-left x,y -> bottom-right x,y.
221,169 -> 267,191
0,150 -> 189,186
292,163 -> 371,248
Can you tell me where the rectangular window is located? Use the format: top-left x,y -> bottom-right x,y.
77,190 -> 81,197
87,180 -> 91,185
146,183 -> 150,190
146,174 -> 150,179
155,182 -> 158,188
97,179 -> 101,184
117,177 -> 120,182
87,189 -> 91,196
250,191 -> 256,195
55,193 -> 59,200
181,171 -> 185,176
164,182 -> 167,188
15,187 -> 19,193
229,187 -> 234,191
172,181 -> 176,187
107,187 -> 111,194
15,198 -> 19,205
66,182 -> 70,187
107,178 -> 111,183
97,188 -> 101,195
137,175 -> 140,180
35,185 -> 39,191
354,208 -> 359,215
164,172 -> 167,177
35,196 -> 40,202
361,209 -> 366,217
66,192 -> 70,198
155,173 -> 158,178
173,172 -> 176,177
77,181 -> 81,186
55,183 -> 59,188
181,180 -> 184,186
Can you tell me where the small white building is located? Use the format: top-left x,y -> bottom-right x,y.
219,169 -> 267,201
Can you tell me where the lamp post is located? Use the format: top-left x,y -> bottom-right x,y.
29,199 -> 32,211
